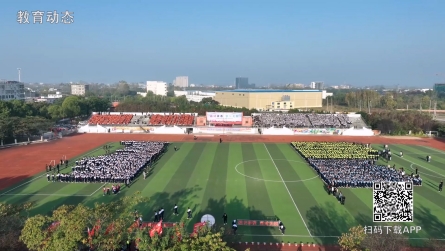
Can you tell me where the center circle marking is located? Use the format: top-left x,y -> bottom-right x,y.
235,159 -> 319,183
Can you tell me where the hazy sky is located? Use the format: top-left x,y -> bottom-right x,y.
0,0 -> 444,87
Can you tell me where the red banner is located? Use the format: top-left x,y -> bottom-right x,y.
237,219 -> 279,227
149,220 -> 163,237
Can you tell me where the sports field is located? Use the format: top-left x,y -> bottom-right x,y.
0,142 -> 445,246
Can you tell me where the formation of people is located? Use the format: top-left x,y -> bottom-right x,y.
253,113 -> 352,128
48,141 -> 167,184
294,142 -> 422,189
293,141 -> 379,159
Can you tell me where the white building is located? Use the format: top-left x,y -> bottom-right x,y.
146,81 -> 167,96
0,80 -> 25,101
71,84 -> 89,96
174,90 -> 215,102
174,76 -> 189,88
310,81 -> 324,89
36,92 -> 64,103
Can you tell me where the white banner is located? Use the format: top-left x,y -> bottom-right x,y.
206,112 -> 243,122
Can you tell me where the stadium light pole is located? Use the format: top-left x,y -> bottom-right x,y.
17,68 -> 21,82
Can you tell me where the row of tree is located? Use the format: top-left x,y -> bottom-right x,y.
4,199 -> 444,251
333,89 -> 444,111
358,110 -> 439,135
339,225 -> 443,251
114,94 -> 259,116
2,194 -> 239,251
0,96 -> 110,143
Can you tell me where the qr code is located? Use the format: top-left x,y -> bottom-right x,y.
373,182 -> 413,222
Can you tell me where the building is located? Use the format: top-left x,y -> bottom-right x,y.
146,81 -> 167,96
174,90 -> 216,102
310,81 -> 324,89
71,84 -> 89,96
235,77 -> 249,89
174,76 -> 189,88
35,92 -> 63,103
214,89 -> 324,111
434,83 -> 445,93
286,83 -> 305,89
0,80 -> 25,101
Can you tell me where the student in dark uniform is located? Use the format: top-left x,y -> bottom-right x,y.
415,167 -> 418,174
341,196 -> 346,205
222,213 -> 228,225
439,181 -> 443,192
220,138 -> 222,143
174,146 -> 177,151
279,224 -> 285,234
174,204 -> 178,215
187,208 -> 192,219
232,222 -> 238,235
154,211 -> 158,222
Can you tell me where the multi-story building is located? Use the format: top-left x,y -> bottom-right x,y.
235,77 -> 249,89
174,76 -> 189,88
71,84 -> 89,96
310,81 -> 324,89
214,89 -> 324,110
0,80 -> 25,101
174,90 -> 215,102
146,81 -> 168,96
434,83 -> 445,93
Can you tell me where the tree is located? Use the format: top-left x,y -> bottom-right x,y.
61,96 -> 82,118
426,239 -> 445,251
117,81 -> 130,96
201,97 -> 219,106
47,104 -> 63,120
361,231 -> 408,251
338,225 -> 366,251
20,193 -> 149,251
0,119 -> 12,143
134,222 -> 238,251
0,202 -> 33,251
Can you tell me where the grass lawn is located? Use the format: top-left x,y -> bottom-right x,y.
0,142 -> 444,246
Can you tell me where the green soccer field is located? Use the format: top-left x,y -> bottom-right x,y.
0,142 -> 444,245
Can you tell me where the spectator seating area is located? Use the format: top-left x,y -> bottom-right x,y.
253,113 -> 352,128
148,114 -> 195,126
89,114 -> 133,125
292,142 -> 422,187
130,115 -> 150,125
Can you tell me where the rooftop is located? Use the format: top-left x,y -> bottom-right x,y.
218,89 -> 322,93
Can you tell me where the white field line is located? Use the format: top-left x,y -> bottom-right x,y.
0,147 -> 105,197
399,157 -> 445,178
0,175 -> 46,196
263,143 -> 312,237
89,183 -> 107,196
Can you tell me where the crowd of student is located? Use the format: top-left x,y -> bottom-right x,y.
48,141 -> 167,184
253,113 -> 352,128
293,142 -> 422,188
292,141 -> 379,159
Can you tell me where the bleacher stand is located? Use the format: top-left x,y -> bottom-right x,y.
253,113 -> 352,128
89,114 -> 133,125
130,115 -> 150,125
148,114 -> 195,126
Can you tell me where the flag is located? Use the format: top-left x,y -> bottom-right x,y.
149,220 -> 163,237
